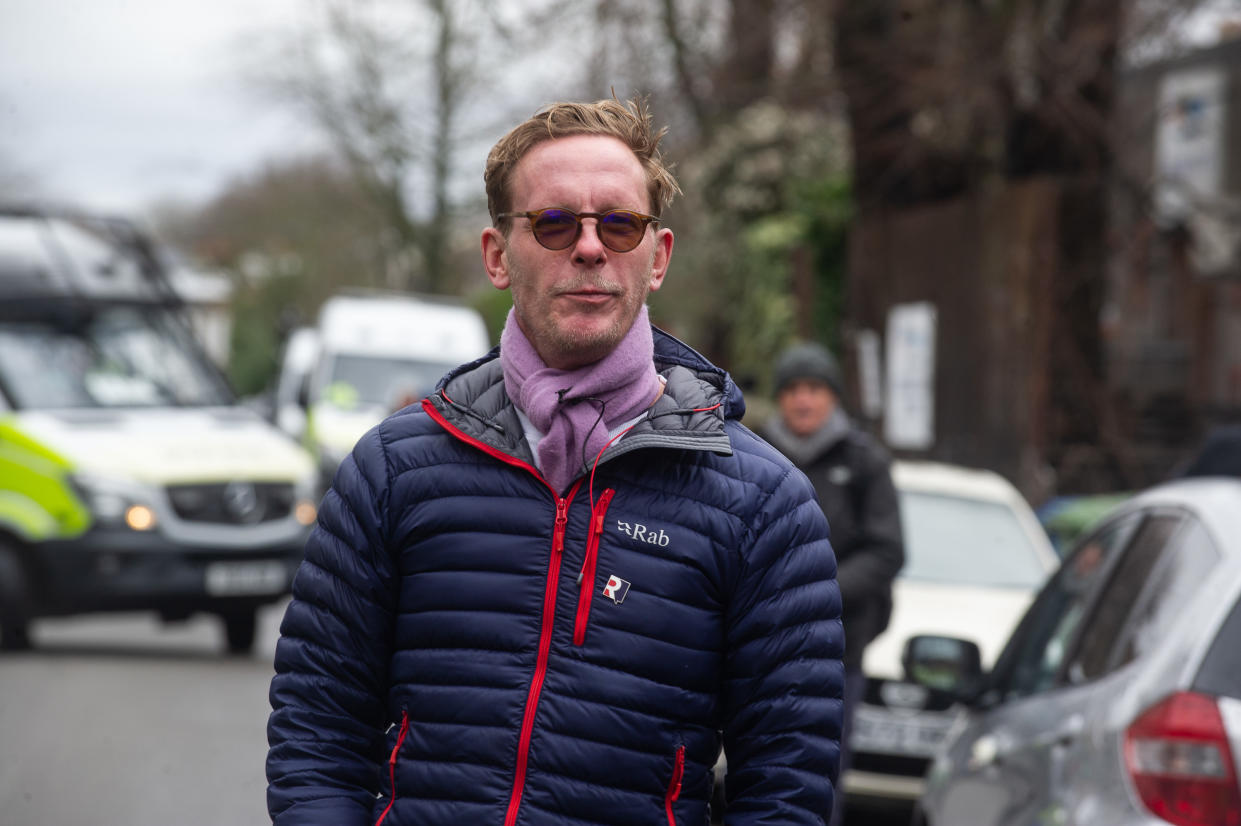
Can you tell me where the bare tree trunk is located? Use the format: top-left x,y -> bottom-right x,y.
426,0 -> 456,294
713,0 -> 777,112
659,0 -> 712,135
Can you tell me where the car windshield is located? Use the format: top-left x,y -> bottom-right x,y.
0,307 -> 233,409
898,491 -> 1049,588
320,354 -> 452,410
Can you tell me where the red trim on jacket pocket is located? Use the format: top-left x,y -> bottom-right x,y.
375,711 -> 410,826
503,483 -> 582,826
665,745 -> 685,826
574,488 -> 615,645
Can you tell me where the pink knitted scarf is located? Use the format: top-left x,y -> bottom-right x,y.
500,305 -> 660,494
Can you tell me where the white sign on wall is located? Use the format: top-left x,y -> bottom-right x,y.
1154,67 -> 1226,224
884,302 -> 937,450
855,328 -> 883,419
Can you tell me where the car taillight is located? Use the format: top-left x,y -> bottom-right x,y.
1124,691 -> 1241,826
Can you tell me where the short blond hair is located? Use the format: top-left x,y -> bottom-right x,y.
484,97 -> 682,230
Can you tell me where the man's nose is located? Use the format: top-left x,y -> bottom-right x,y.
572,217 -> 606,264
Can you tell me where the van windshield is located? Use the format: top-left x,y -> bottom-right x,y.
898,491 -> 1050,589
320,354 -> 452,410
0,307 -> 233,409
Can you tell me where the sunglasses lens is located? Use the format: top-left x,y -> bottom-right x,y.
530,210 -> 579,250
599,211 -> 646,251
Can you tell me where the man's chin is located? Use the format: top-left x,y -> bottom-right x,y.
546,329 -> 623,368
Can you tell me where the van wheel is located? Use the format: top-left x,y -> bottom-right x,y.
0,543 -> 33,651
1,621 -> 31,651
221,610 -> 257,655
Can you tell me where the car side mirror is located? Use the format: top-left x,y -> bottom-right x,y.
902,634 -> 985,704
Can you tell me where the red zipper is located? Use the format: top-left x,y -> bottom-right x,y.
503,485 -> 581,826
375,711 -> 410,826
574,488 -> 615,645
665,745 -> 685,826
424,395 -> 589,826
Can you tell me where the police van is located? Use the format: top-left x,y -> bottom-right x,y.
0,206 -> 318,654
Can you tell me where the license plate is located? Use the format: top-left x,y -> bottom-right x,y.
205,561 -> 287,596
852,706 -> 951,757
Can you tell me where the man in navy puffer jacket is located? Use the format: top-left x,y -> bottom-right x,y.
266,96 -> 844,826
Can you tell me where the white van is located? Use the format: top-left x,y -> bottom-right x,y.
0,206 -> 318,654
274,291 -> 492,489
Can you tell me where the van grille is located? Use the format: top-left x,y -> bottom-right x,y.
166,482 -> 294,525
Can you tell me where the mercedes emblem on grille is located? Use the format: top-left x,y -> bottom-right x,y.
222,481 -> 261,523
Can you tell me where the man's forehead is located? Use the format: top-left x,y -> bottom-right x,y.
511,135 -> 647,205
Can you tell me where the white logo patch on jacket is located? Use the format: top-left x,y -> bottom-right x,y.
616,520 -> 670,547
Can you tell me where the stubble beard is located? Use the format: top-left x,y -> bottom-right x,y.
509,262 -> 652,369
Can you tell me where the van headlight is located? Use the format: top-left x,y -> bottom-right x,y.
71,474 -> 160,531
293,474 -> 318,527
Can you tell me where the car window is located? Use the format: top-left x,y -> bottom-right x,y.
1109,517 -> 1219,672
1194,593 -> 1241,700
897,491 -> 1050,588
1066,513 -> 1200,682
996,513 -> 1140,700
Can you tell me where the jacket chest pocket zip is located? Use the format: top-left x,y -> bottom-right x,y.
574,488 -> 615,646
664,744 -> 685,826
375,710 -> 410,826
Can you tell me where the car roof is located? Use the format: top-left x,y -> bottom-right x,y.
1116,476 -> 1241,561
893,459 -> 1026,504
892,459 -> 1059,571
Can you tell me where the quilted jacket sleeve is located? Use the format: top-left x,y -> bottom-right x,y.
721,465 -> 845,825
266,426 -> 399,826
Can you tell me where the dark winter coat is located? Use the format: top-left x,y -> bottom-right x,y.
266,328 -> 845,826
762,414 -> 905,673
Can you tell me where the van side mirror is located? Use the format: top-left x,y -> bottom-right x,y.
902,634 -> 984,703
296,373 -> 311,409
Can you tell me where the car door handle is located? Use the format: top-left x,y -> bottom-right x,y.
1040,713 -> 1085,749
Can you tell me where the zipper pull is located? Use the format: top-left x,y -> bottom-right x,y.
389,711 -> 410,766
577,510 -> 607,587
553,498 -> 569,556
576,489 -> 614,586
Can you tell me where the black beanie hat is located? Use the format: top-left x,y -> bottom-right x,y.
774,342 -> 844,398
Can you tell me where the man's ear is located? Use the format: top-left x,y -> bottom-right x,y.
647,227 -> 674,292
482,227 -> 511,289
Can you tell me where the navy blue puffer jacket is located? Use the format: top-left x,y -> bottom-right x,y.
267,328 -> 844,826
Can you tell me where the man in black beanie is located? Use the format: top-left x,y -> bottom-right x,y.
762,342 -> 905,826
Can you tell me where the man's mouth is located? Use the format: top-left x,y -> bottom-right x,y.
558,286 -> 617,301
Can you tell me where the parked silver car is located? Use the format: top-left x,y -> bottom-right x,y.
910,477 -> 1241,826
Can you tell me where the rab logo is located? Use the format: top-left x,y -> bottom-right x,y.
616,520 -> 670,547
602,575 -> 631,604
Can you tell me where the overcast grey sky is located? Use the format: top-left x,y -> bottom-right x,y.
0,0 -> 321,217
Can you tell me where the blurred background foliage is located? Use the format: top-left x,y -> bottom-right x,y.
140,0 -> 1221,403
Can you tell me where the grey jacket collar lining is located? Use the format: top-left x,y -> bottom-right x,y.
432,358 -> 733,476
